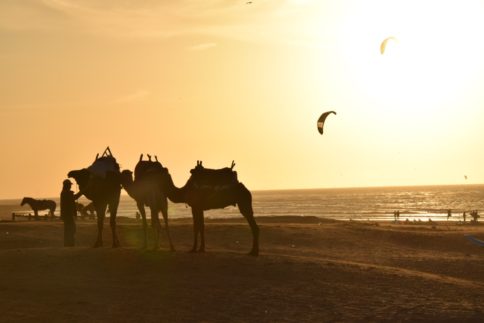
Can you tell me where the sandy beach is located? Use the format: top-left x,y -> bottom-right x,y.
0,216 -> 482,322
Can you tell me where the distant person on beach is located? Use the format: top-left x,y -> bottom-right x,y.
463,211 -> 467,223
471,210 -> 480,223
60,179 -> 83,247
447,209 -> 452,221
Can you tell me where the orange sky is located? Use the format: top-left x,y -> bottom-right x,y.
1,0 -> 484,199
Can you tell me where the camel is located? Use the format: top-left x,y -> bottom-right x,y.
162,160 -> 259,256
20,197 -> 56,220
75,202 -> 96,219
120,154 -> 174,250
68,147 -> 121,247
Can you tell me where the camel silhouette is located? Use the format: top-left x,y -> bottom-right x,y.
120,154 -> 174,250
163,160 -> 259,256
20,197 -> 56,220
68,148 -> 121,247
75,202 -> 96,219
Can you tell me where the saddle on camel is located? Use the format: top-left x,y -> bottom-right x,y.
88,147 -> 120,180
134,154 -> 167,181
189,160 -> 239,191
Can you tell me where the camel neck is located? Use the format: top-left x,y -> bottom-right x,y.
165,174 -> 186,203
121,180 -> 136,199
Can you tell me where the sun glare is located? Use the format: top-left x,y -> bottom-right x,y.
340,1 -> 484,127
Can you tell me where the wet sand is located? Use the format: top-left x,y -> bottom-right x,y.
0,216 -> 483,322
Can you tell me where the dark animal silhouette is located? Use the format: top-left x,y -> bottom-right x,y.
20,197 -> 56,220
75,202 -> 96,219
120,154 -> 174,250
68,147 -> 121,247
75,202 -> 83,214
162,160 -> 259,256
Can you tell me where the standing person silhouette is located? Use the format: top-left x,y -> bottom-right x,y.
60,179 -> 83,247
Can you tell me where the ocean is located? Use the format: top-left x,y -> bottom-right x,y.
3,185 -> 483,222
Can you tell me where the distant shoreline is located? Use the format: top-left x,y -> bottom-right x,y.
2,184 -> 483,222
2,215 -> 482,226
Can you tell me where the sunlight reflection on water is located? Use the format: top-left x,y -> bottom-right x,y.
3,185 -> 483,222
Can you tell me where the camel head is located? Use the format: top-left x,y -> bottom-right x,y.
68,169 -> 90,188
120,170 -> 134,185
20,197 -> 30,206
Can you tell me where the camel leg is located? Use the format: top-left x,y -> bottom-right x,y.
109,200 -> 120,248
94,203 -> 107,248
190,208 -> 201,253
160,198 -> 175,252
238,192 -> 259,256
137,202 -> 148,249
150,206 -> 161,250
198,211 -> 205,253
240,207 -> 259,256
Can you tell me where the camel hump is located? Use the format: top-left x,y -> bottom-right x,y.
134,160 -> 165,181
88,156 -> 120,178
190,165 -> 239,187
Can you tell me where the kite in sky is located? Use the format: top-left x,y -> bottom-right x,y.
380,36 -> 398,55
317,111 -> 336,135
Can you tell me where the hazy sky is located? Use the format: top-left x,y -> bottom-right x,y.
1,0 -> 484,199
